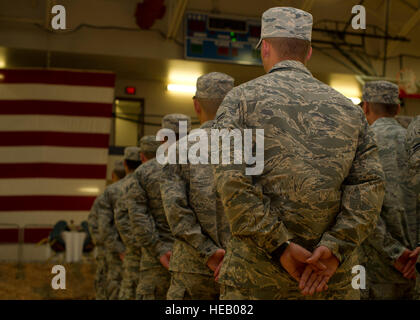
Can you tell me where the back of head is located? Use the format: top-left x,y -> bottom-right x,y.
195,72 -> 235,115
138,135 -> 161,160
362,81 -> 400,117
257,7 -> 313,62
113,159 -> 126,180
162,114 -> 192,138
265,38 -> 311,62
124,146 -> 142,171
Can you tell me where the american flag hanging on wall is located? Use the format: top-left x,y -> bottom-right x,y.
0,68 -> 115,228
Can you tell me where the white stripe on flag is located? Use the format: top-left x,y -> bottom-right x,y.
0,178 -> 106,196
0,146 -> 109,164
0,115 -> 111,134
0,84 -> 115,103
0,211 -> 90,227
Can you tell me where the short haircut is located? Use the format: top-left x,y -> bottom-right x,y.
113,168 -> 126,180
196,98 -> 224,115
142,151 -> 156,160
164,134 -> 180,142
368,102 -> 399,117
125,159 -> 142,171
265,37 -> 311,61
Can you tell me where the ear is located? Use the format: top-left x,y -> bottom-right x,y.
123,160 -> 129,173
140,152 -> 147,163
306,46 -> 313,62
362,102 -> 369,115
193,98 -> 201,116
261,39 -> 270,58
111,171 -> 117,182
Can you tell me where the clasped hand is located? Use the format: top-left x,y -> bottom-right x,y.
208,243 -> 340,295
280,243 -> 339,296
394,247 -> 420,280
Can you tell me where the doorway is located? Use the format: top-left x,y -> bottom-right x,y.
111,97 -> 145,147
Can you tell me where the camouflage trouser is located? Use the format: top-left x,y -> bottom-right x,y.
167,272 -> 220,300
415,274 -> 420,300
118,251 -> 141,300
106,252 -> 123,300
220,284 -> 359,300
94,250 -> 108,300
363,282 -> 416,300
136,267 -> 171,300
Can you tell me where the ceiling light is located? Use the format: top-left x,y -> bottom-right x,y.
349,97 -> 361,105
167,84 -> 196,94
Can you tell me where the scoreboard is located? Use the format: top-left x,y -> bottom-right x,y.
184,12 -> 262,66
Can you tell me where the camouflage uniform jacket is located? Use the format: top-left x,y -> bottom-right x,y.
406,116 -> 420,180
88,193 -> 106,246
406,116 -> 420,247
127,158 -> 174,271
161,121 -> 231,275
98,179 -> 126,255
361,117 -> 414,283
114,173 -> 140,253
213,60 -> 385,290
88,194 -> 107,259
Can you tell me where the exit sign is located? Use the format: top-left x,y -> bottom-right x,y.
125,86 -> 136,95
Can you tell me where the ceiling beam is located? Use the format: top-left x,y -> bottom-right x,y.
301,0 -> 315,11
387,9 -> 420,55
167,0 -> 188,39
396,0 -> 418,11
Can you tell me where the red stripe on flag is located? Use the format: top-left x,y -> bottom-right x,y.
0,196 -> 96,211
0,163 -> 107,179
0,228 -> 19,243
24,228 -> 52,244
0,69 -> 116,87
0,100 -> 113,118
0,228 -> 54,244
0,132 -> 110,148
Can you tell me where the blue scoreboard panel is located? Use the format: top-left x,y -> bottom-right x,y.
185,12 -> 262,66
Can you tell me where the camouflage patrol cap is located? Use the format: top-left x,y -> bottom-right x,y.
138,135 -> 161,153
195,72 -> 234,99
123,146 -> 141,161
256,7 -> 313,49
362,81 -> 400,104
162,114 -> 191,134
113,159 -> 124,173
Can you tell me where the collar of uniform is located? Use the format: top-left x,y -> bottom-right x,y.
371,117 -> 400,128
125,172 -> 134,179
268,60 -> 312,76
200,119 -> 215,129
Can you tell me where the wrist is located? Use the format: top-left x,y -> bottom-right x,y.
271,241 -> 291,261
154,241 -> 170,259
317,239 -> 342,263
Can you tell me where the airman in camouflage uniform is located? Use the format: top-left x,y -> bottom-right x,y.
161,73 -> 234,300
114,148 -> 143,300
406,116 -> 420,298
212,7 -> 385,300
88,160 -> 125,300
99,147 -> 141,300
359,81 -> 417,299
127,117 -> 189,300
